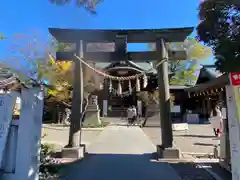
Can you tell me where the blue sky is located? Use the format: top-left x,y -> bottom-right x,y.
0,0 -> 214,65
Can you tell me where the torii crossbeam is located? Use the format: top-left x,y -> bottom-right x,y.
49,27 -> 194,159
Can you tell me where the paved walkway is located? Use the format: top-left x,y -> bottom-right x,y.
63,125 -> 182,180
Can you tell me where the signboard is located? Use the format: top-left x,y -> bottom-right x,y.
227,72 -> 240,180
229,73 -> 240,124
86,43 -> 115,52
0,94 -> 17,165
230,72 -> 240,86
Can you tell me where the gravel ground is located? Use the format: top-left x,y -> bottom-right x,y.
142,124 -> 232,180
142,124 -> 220,154
42,124 -> 102,150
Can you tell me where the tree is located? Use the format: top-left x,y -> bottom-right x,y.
168,38 -> 212,60
197,0 -> 240,72
170,60 -> 199,86
4,32 -> 80,123
6,32 -> 56,80
5,31 -> 102,121
168,38 -> 211,86
148,38 -> 211,86
48,0 -> 102,14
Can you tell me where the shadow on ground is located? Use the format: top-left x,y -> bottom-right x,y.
60,153 -> 182,180
170,161 -> 232,180
170,162 -> 216,180
175,134 -> 216,138
194,142 -> 216,147
141,125 -> 161,128
58,153 -> 230,180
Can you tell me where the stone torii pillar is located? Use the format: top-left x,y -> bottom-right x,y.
156,39 -> 180,158
67,40 -> 84,148
156,39 -> 173,148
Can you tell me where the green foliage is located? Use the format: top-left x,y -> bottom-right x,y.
39,143 -> 60,180
3,32 -> 75,104
148,38 -> 212,60
197,0 -> 240,72
170,60 -> 199,86
50,38 -> 74,52
168,38 -> 211,86
168,38 -> 212,60
149,38 -> 211,86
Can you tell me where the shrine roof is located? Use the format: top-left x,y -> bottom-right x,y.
199,65 -> 222,79
95,61 -> 157,74
185,73 -> 228,93
156,85 -> 188,90
0,66 -> 40,90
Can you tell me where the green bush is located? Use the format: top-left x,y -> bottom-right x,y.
39,143 -> 60,180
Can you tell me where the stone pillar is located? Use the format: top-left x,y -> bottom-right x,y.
156,39 -> 180,159
62,40 -> 85,159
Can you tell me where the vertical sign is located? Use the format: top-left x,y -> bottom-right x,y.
0,94 -> 17,165
227,72 -> 240,180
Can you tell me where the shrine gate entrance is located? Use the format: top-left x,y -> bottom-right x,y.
49,27 -> 194,158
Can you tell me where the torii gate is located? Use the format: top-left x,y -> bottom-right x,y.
49,27 -> 194,158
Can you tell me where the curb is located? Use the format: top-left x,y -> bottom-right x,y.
42,125 -> 104,131
182,152 -> 214,156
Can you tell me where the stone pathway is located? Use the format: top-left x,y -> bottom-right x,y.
63,125 -> 182,180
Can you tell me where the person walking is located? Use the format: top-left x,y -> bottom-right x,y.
127,106 -> 133,126
209,104 -> 223,137
132,105 -> 137,125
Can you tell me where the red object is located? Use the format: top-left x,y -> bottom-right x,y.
219,122 -> 222,137
230,72 -> 240,86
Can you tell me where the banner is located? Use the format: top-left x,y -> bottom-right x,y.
227,72 -> 240,180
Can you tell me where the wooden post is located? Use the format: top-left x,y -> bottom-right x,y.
68,40 -> 84,147
156,39 -> 173,148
